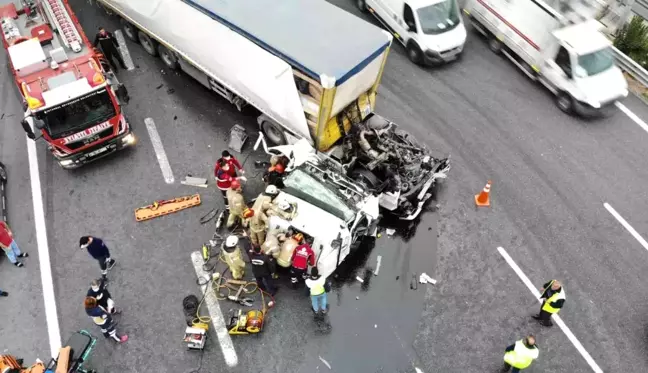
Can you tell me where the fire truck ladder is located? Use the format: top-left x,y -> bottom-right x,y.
41,0 -> 82,52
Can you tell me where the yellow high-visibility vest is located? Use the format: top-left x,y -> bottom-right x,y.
542,284 -> 566,314
504,340 -> 539,369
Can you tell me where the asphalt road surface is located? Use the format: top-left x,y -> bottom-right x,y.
2,0 -> 648,372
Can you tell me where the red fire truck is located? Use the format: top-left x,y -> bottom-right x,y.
0,0 -> 134,169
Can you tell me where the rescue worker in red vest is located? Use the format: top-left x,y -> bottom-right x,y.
222,235 -> 246,280
214,150 -> 244,178
215,160 -> 242,210
290,234 -> 315,288
502,335 -> 539,372
533,279 -> 565,327
226,179 -> 247,229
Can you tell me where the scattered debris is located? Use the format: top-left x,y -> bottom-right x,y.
415,368 -> 424,373
419,273 -> 437,285
173,115 -> 178,120
374,256 -> 382,276
167,88 -> 175,94
356,296 -> 359,300
410,274 -> 418,290
181,176 -> 208,188
395,276 -> 399,280
155,83 -> 164,90
0,113 -> 4,119
386,228 -> 395,236
427,227 -> 432,231
318,356 -> 331,370
228,124 -> 248,153
374,324 -> 377,328
356,276 -> 364,283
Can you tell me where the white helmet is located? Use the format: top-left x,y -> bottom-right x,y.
277,200 -> 290,211
265,185 -> 278,195
225,235 -> 239,247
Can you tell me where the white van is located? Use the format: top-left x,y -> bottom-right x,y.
357,0 -> 467,65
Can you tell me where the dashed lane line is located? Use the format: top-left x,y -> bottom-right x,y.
26,123 -> 61,357
144,118 -> 175,184
604,202 -> 648,252
497,246 -> 604,373
190,251 -> 238,367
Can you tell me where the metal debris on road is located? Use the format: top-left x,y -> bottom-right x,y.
415,368 -> 424,373
155,84 -> 164,90
167,88 -> 175,94
356,276 -> 364,283
386,228 -> 395,236
318,356 -> 331,370
374,324 -> 377,328
410,274 -> 418,290
419,273 -> 436,285
181,176 -> 208,188
356,296 -> 359,300
228,124 -> 248,153
374,255 -> 382,276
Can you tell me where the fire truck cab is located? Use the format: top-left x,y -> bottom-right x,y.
1,0 -> 134,169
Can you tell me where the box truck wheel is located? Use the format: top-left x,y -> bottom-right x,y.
488,37 -> 502,54
556,92 -> 574,114
261,121 -> 287,145
158,45 -> 179,70
138,31 -> 158,57
120,19 -> 138,42
407,42 -> 423,65
356,0 -> 367,12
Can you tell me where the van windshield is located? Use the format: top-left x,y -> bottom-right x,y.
417,0 -> 461,35
577,47 -> 615,77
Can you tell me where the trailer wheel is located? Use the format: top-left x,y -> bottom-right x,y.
488,37 -> 503,54
158,45 -> 179,70
406,42 -> 423,65
138,31 -> 158,57
556,92 -> 574,114
356,0 -> 367,12
121,19 -> 138,42
261,121 -> 287,145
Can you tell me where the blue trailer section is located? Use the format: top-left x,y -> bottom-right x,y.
181,0 -> 391,85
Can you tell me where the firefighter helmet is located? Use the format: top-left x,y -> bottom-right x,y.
293,233 -> 304,243
231,179 -> 242,190
225,235 -> 239,247
243,208 -> 254,219
265,185 -> 278,195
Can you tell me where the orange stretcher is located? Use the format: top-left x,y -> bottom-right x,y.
135,194 -> 201,222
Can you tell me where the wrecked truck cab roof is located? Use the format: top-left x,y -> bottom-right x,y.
182,0 -> 392,85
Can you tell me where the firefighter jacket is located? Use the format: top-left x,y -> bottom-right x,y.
277,236 -> 299,268
261,232 -> 280,259
540,280 -> 566,314
249,194 -> 273,233
226,188 -> 246,217
504,340 -> 539,369
221,243 -> 246,273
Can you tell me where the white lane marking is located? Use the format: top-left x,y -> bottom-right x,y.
616,102 -> 648,135
497,247 -> 604,373
604,203 -> 648,252
26,125 -> 61,357
144,118 -> 174,184
113,30 -> 135,71
190,251 -> 238,367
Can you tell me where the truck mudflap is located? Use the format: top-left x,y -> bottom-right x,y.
55,130 -> 136,169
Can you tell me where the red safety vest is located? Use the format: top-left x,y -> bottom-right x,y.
216,170 -> 233,191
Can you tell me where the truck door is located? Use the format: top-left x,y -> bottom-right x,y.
543,46 -> 574,92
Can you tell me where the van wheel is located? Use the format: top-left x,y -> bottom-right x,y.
121,19 -> 138,42
488,37 -> 502,54
158,45 -> 179,70
356,0 -> 367,12
556,92 -> 574,114
407,43 -> 423,65
261,121 -> 287,145
138,31 -> 158,56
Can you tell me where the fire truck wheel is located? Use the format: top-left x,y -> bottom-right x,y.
158,45 -> 180,70
120,19 -> 138,42
138,31 -> 158,57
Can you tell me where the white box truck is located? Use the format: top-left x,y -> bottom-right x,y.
463,0 -> 628,115
357,0 -> 467,64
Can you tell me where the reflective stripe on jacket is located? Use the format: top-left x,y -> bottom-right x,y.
504,340 -> 539,369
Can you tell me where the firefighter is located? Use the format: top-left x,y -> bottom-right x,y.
261,230 -> 281,279
290,234 -> 315,288
502,335 -> 539,372
221,235 -> 245,280
248,185 -> 279,248
533,279 -> 565,327
277,230 -> 300,268
264,162 -> 285,188
93,27 -> 126,71
226,179 -> 247,229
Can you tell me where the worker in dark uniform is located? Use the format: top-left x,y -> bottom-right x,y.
502,335 -> 539,372
87,278 -> 121,315
93,27 -> 126,71
250,246 -> 277,296
533,279 -> 565,327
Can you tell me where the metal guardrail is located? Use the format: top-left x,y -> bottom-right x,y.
612,46 -> 648,88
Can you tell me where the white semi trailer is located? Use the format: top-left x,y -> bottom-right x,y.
464,0 -> 628,116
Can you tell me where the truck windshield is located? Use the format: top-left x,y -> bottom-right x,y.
283,169 -> 356,222
39,89 -> 116,138
577,47 -> 615,77
417,0 -> 461,35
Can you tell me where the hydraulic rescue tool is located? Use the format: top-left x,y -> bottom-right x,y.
227,288 -> 274,335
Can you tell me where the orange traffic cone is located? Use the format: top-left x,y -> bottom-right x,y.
475,180 -> 491,207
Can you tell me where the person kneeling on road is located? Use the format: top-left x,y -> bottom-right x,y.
87,278 -> 121,315
84,297 -> 128,343
222,235 -> 246,280
290,234 -> 315,288
250,246 -> 278,296
305,267 -> 331,320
